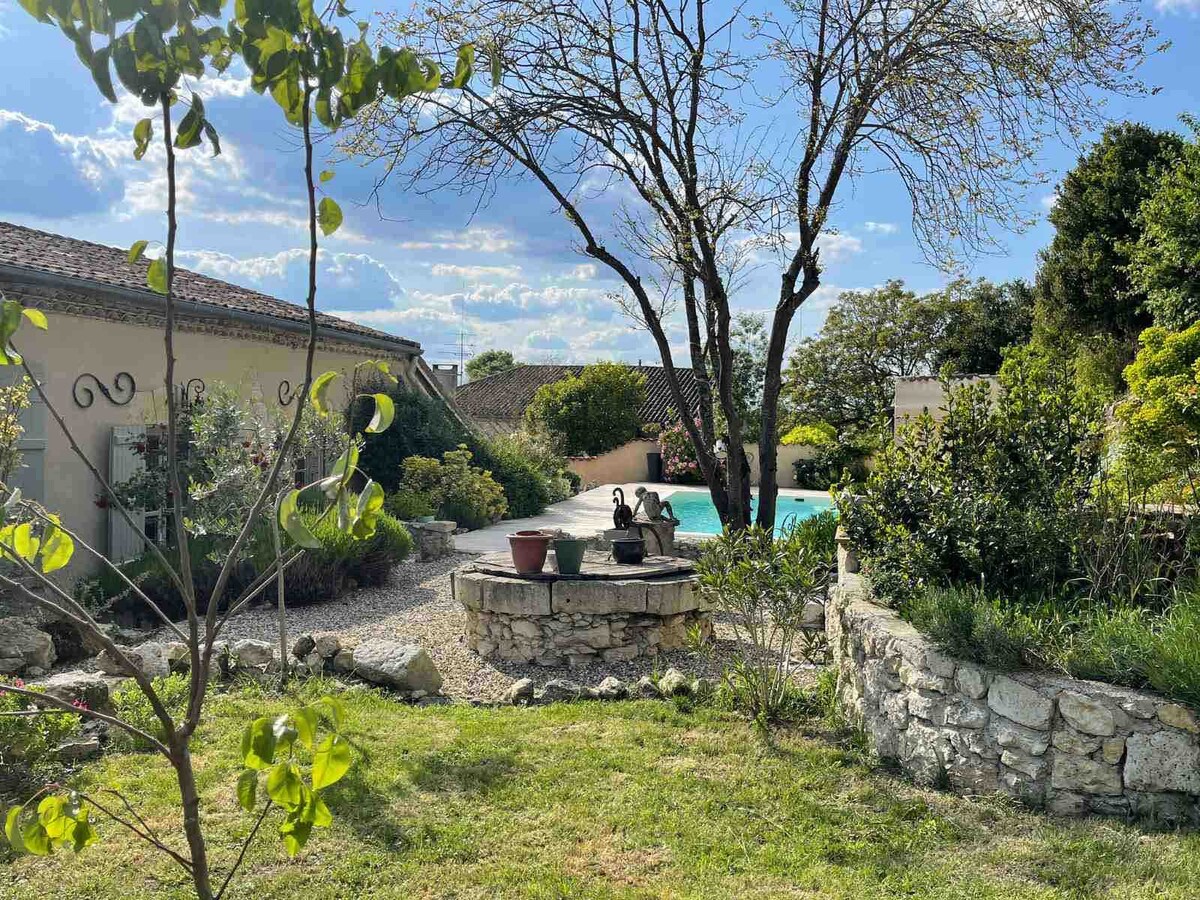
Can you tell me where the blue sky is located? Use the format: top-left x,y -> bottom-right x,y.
1,1 -> 1198,373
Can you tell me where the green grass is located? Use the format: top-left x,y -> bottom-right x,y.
4,679 -> 1200,899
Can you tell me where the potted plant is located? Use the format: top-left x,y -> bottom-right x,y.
507,530 -> 553,574
552,533 -> 587,575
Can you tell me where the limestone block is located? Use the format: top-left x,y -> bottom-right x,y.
907,690 -> 946,724
1118,694 -> 1159,720
603,645 -> 639,664
881,691 -> 910,729
988,675 -> 1053,730
645,577 -> 700,615
0,618 -> 55,674
899,662 -> 950,693
1101,738 -> 1126,765
33,671 -> 111,712
313,635 -> 341,659
231,639 -> 274,668
351,642 -> 443,694
900,721 -> 948,784
1058,690 -> 1116,736
552,579 -> 646,615
864,658 -> 902,694
510,619 -> 542,641
990,718 -> 1050,756
1052,728 -> 1101,756
483,578 -> 552,616
1000,749 -> 1047,779
945,751 -> 999,794
453,570 -> 488,610
955,664 -> 989,700
1125,731 -> 1200,794
1051,754 -> 1122,795
944,698 -> 990,729
1157,704 -> 1199,734
1046,792 -> 1088,816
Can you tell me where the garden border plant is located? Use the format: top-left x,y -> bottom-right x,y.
0,1 -> 481,896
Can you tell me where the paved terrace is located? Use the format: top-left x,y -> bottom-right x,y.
452,483 -> 831,554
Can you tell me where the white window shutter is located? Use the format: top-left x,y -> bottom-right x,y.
109,425 -> 147,563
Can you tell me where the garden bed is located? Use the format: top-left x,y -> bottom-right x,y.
829,564 -> 1200,824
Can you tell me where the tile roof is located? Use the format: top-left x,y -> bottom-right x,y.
0,220 -> 418,351
455,364 -> 700,426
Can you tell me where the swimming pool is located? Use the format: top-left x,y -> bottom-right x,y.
665,489 -> 835,536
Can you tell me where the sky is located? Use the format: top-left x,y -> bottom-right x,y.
0,1 -> 1198,375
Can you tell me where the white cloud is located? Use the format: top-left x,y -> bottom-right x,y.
815,231 -> 863,263
565,263 -> 598,281
1156,0 -> 1200,11
1041,192 -> 1058,211
430,263 -> 522,280
398,226 -> 516,253
864,221 -> 898,235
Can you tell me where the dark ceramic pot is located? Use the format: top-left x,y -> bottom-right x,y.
507,530 -> 552,574
553,538 -> 587,575
610,537 -> 646,565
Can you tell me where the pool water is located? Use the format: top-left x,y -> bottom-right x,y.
665,489 -> 835,536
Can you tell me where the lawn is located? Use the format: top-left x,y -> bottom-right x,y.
4,680 -> 1200,899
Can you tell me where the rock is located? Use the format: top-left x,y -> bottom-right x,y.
944,698 -> 989,729
34,672 -> 111,712
300,651 -> 324,676
900,721 -> 948,784
1058,691 -> 1116,736
899,663 -> 950,693
799,599 -> 825,629
1051,754 -> 1122,795
1046,792 -> 1088,816
292,634 -> 316,658
164,642 -> 189,672
313,635 -> 341,659
351,641 -> 443,694
504,678 -> 536,705
332,649 -> 355,673
990,718 -> 1050,756
988,675 -> 1053,730
416,695 -> 452,707
1157,703 -> 1199,734
955,664 -> 989,700
1052,728 -> 1101,756
56,737 -> 102,761
1125,731 -> 1200,794
24,667 -> 46,678
40,620 -> 88,665
231,639 -> 274,668
1101,738 -> 1126,765
906,690 -> 945,723
602,645 -> 639,664
634,675 -> 661,699
1000,749 -> 1047,780
96,642 -> 169,679
538,679 -> 584,703
595,676 -> 627,700
658,668 -> 692,697
0,617 -> 56,674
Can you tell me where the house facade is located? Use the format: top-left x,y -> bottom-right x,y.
0,221 -> 452,572
455,364 -> 701,438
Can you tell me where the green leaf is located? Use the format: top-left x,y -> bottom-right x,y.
127,239 -> 149,264
4,806 -> 26,852
202,121 -> 221,158
17,0 -> 51,23
11,522 -> 40,562
132,118 -> 153,160
236,770 -> 257,813
292,706 -> 318,750
146,256 -> 168,294
489,45 -> 502,87
319,169 -> 334,183
241,717 -> 277,770
266,763 -> 303,810
278,489 -> 322,550
0,299 -> 23,350
20,822 -> 50,856
21,308 -> 47,330
312,734 -> 351,789
70,811 -> 96,851
317,695 -> 345,730
279,813 -> 312,856
351,480 -> 384,539
304,794 -> 332,827
364,393 -> 394,434
452,43 -> 474,89
309,370 -> 340,416
39,518 -> 74,573
174,94 -> 205,150
90,44 -> 117,103
317,197 -> 343,236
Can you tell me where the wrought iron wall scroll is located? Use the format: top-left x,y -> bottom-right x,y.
72,372 -> 136,408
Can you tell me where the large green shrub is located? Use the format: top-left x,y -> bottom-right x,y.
840,347 -> 1104,606
1,683 -> 80,795
402,446 -> 507,529
525,363 -> 646,456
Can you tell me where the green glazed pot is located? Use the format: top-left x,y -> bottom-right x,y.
553,538 -> 588,575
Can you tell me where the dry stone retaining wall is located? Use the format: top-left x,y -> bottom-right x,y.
829,572 -> 1200,824
453,570 -> 712,668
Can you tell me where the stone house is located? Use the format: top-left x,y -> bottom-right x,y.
0,220 -> 456,571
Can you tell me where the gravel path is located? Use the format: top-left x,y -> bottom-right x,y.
203,554 -> 756,700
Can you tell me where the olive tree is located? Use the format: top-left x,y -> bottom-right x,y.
0,1 -> 472,896
350,0 -> 1156,529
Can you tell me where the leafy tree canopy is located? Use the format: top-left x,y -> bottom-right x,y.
1128,121 -> 1200,331
1034,123 -> 1184,346
929,278 -> 1034,375
525,363 -> 646,456
466,349 -> 517,381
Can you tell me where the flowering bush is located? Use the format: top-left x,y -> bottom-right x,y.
659,419 -> 705,484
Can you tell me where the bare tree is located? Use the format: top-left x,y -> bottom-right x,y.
353,0 -> 1155,529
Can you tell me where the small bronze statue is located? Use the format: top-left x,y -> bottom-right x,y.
631,486 -> 679,525
612,487 -> 634,530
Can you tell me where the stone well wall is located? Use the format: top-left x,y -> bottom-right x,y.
829,573 -> 1200,824
453,570 -> 712,668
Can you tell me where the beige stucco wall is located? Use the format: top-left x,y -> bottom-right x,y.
568,440 -> 818,489
19,310 -> 421,578
893,375 -> 1000,432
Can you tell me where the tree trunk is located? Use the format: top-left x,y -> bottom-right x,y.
174,743 -> 214,900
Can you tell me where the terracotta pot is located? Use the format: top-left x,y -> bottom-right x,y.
553,538 -> 588,575
507,530 -> 552,574
610,537 -> 646,565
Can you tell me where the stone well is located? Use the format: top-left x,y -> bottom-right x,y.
452,550 -> 712,667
